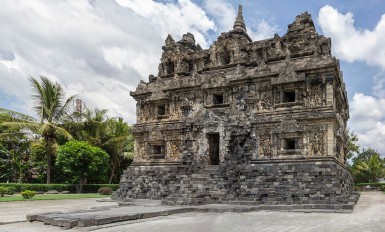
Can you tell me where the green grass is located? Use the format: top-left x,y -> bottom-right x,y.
0,193 -> 110,202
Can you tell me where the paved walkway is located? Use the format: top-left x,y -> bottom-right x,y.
0,198 -> 117,224
0,192 -> 384,232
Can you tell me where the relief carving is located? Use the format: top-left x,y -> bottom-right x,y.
259,136 -> 271,158
309,132 -> 324,156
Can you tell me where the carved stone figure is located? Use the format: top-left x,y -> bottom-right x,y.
259,136 -> 271,158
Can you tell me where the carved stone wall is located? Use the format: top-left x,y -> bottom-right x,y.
113,7 -> 357,207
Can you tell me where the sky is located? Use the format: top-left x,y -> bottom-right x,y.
1,0 -> 385,155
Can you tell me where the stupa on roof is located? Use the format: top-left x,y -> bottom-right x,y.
113,5 -> 359,209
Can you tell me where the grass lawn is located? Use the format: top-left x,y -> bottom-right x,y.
0,193 -> 110,202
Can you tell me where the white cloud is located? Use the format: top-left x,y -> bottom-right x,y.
0,0 -> 281,126
317,5 -> 385,156
248,19 -> 279,41
202,0 -> 235,32
349,93 -> 385,156
115,0 -> 215,48
318,5 -> 385,69
0,0 -> 216,123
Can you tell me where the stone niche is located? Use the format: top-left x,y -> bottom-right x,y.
113,5 -> 359,208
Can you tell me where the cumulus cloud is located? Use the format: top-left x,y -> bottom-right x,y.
317,5 -> 385,155
318,5 -> 385,69
349,93 -> 385,156
0,0 -> 216,123
248,19 -> 279,41
202,0 -> 235,32
0,0 -> 280,125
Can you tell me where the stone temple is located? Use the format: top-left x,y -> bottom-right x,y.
113,6 -> 359,208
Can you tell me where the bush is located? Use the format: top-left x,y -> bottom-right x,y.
0,186 -> 9,197
355,183 -> 385,188
21,190 -> 37,199
98,187 -> 112,195
81,184 -> 119,193
56,141 -> 110,193
0,183 -> 72,192
0,183 -> 119,193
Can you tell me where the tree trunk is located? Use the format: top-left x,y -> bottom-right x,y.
77,177 -> 87,193
109,154 -> 118,184
46,138 -> 53,184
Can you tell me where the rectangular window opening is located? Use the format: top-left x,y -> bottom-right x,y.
283,90 -> 296,103
151,145 -> 165,159
284,138 -> 297,150
157,105 -> 166,116
213,93 -> 224,105
207,133 -> 220,165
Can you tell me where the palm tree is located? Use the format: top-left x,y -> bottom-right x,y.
103,117 -> 132,183
1,77 -> 76,183
29,76 -> 76,183
64,108 -> 109,146
354,153 -> 385,182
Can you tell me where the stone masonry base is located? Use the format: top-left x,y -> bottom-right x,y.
113,158 -> 359,207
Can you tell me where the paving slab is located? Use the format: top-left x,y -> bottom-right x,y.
0,198 -> 117,224
0,192 -> 383,232
25,197 -> 356,228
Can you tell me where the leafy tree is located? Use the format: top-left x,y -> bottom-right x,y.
1,77 -> 76,184
56,141 -> 109,193
0,111 -> 35,183
351,148 -> 385,183
347,131 -> 360,160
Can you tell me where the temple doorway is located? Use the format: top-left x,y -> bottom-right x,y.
207,133 -> 220,165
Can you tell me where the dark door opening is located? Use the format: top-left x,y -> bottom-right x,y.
207,133 -> 220,165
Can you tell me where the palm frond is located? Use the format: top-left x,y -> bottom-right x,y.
0,108 -> 37,122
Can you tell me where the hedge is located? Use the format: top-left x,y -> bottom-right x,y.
0,183 -> 119,193
355,183 -> 385,188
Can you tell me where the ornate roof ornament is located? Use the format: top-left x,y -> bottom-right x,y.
233,5 -> 246,32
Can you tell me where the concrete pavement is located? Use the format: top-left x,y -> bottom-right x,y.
0,192 -> 384,232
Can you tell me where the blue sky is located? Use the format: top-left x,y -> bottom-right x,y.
1,0 -> 385,155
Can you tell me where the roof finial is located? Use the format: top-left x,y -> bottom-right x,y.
233,4 -> 246,32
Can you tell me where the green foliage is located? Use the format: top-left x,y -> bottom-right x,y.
103,117 -> 133,183
0,183 -> 119,193
56,141 -> 109,192
347,131 -> 360,160
0,186 -> 10,197
98,187 -> 113,195
0,193 -> 107,202
21,190 -> 37,199
351,149 -> 385,183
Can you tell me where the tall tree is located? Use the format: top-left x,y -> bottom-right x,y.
352,148 -> 385,183
103,117 -> 132,183
347,131 -> 360,160
1,77 -> 76,183
29,76 -> 76,183
64,108 -> 108,146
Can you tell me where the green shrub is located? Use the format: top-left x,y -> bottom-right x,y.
0,183 -> 119,193
81,184 -> 119,193
5,186 -> 15,195
98,187 -> 112,195
0,186 -> 9,197
355,183 -> 385,188
21,190 -> 37,199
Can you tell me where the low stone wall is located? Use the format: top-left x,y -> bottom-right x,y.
113,158 -> 356,206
